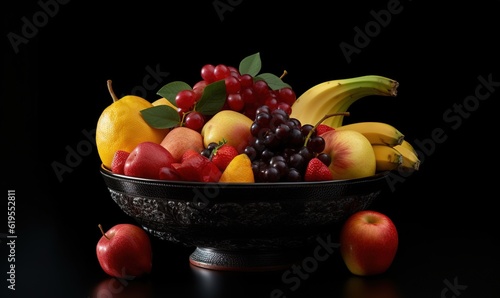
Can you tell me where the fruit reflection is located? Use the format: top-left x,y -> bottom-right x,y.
342,276 -> 400,298
91,277 -> 152,298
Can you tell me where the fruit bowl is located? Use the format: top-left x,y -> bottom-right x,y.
100,164 -> 391,271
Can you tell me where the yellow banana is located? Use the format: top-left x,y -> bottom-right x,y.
335,122 -> 405,146
393,143 -> 420,172
372,144 -> 403,172
290,75 -> 399,128
399,139 -> 418,156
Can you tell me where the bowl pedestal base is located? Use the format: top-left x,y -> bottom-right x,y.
189,247 -> 306,272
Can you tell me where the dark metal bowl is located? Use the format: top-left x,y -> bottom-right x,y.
100,164 -> 391,271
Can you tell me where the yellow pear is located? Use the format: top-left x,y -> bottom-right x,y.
96,81 -> 169,169
201,110 -> 253,153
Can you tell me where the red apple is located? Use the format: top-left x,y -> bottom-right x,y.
96,223 -> 153,278
339,210 -> 398,276
123,141 -> 175,179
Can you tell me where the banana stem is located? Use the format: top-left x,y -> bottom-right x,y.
304,112 -> 350,147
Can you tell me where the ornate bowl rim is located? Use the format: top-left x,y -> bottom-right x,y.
100,163 -> 391,189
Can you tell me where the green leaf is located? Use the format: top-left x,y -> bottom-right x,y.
195,80 -> 226,115
256,73 -> 291,90
239,52 -> 261,77
140,105 -> 180,129
156,81 -> 192,106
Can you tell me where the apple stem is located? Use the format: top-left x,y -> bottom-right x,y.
303,112 -> 351,147
107,80 -> 119,103
98,224 -> 110,240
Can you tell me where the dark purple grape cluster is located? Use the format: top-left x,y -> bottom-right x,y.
244,106 -> 331,182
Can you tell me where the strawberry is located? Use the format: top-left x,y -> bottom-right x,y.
316,124 -> 334,136
304,157 -> 333,182
172,152 -> 221,182
211,143 -> 239,172
159,166 -> 181,181
181,148 -> 201,162
111,150 -> 130,174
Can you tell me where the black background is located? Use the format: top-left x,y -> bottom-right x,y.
3,0 -> 499,297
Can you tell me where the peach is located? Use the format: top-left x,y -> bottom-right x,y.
160,127 -> 204,162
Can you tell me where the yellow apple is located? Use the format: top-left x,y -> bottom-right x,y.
201,110 -> 253,153
321,129 -> 376,180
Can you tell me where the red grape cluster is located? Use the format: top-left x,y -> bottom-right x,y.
244,106 -> 331,182
174,88 -> 205,132
173,62 -> 296,132
196,63 -> 296,120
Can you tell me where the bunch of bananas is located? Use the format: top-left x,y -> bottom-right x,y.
290,75 -> 420,173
